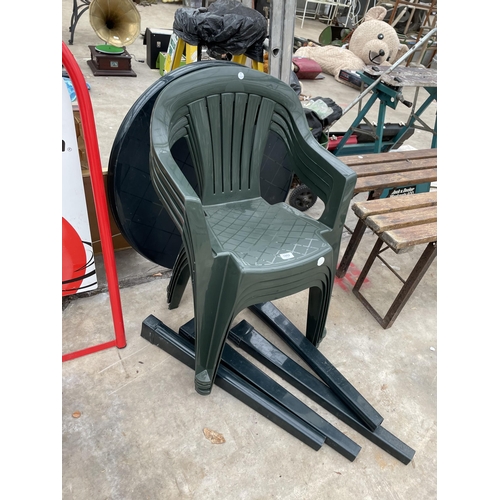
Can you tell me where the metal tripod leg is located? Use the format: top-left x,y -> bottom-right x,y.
391,87 -> 437,149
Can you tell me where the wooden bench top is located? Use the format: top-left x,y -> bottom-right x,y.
351,191 -> 437,253
341,149 -> 437,196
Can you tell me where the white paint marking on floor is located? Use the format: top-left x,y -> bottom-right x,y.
98,344 -> 151,373
107,357 -> 170,395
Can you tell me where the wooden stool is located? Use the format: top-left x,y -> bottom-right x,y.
336,148 -> 437,279
350,192 -> 437,329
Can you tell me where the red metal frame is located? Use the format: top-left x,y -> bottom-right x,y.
62,41 -> 127,361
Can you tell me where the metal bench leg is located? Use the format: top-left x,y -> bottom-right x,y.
336,218 -> 368,278
353,240 -> 437,329
68,0 -> 90,45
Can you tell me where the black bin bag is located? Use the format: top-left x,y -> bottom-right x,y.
173,0 -> 268,61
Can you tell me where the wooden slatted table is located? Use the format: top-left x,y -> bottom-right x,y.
342,148 -> 437,198
348,192 -> 437,329
336,148 -> 437,278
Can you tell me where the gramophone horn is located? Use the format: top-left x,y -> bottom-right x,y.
89,0 -> 141,47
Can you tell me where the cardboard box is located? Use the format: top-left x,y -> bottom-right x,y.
144,28 -> 173,69
338,70 -> 362,90
73,107 -> 130,254
158,52 -> 168,75
82,171 -> 131,254
72,108 -> 88,169
158,43 -> 186,76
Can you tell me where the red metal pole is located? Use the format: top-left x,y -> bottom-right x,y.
62,41 -> 127,351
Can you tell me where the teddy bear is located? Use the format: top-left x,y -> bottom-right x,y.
294,6 -> 408,88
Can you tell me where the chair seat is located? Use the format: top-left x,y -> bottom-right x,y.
205,197 -> 331,268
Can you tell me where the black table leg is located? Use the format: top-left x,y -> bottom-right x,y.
250,301 -> 384,431
141,315 -> 326,451
228,319 -> 415,464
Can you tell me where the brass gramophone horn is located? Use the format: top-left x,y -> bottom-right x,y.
89,0 -> 141,47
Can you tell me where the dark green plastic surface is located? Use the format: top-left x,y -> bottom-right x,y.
150,62 -> 356,395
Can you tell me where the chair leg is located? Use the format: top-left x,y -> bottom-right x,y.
167,247 -> 190,310
301,0 -> 309,28
305,278 -> 333,347
192,259 -> 240,395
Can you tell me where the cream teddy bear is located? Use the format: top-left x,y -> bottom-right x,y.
295,6 -> 408,87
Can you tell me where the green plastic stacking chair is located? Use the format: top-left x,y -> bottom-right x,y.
150,62 -> 356,396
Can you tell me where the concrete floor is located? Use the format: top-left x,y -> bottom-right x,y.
62,2 -> 437,499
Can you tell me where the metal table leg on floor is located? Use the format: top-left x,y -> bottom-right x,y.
336,187 -> 381,279
69,0 -> 91,45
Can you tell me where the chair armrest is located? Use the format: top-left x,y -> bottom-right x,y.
289,133 -> 357,232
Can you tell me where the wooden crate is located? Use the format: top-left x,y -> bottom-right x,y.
73,108 -> 131,254
82,172 -> 131,254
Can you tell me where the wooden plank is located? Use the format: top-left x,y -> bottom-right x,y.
353,168 -> 437,194
381,222 -> 437,253
350,157 -> 437,177
341,149 -> 437,167
365,206 -> 437,233
352,191 -> 437,219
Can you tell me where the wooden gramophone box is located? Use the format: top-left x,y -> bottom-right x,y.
87,46 -> 137,77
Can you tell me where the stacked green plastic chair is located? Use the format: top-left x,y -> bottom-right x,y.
150,62 -> 356,395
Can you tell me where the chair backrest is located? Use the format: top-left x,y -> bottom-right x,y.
151,62 -> 313,205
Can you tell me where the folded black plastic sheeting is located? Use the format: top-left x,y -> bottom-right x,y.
228,320 -> 416,465
250,302 -> 384,432
140,315 -> 325,451
179,320 -> 361,462
173,0 -> 268,61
